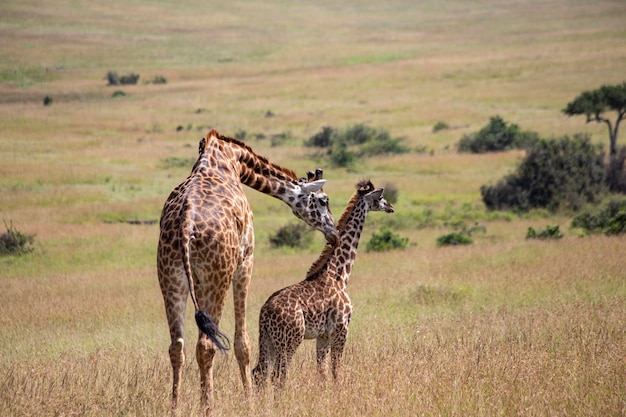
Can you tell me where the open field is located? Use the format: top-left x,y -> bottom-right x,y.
1,0 -> 625,416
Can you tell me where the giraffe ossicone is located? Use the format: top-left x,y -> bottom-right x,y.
157,130 -> 338,415
252,179 -> 395,388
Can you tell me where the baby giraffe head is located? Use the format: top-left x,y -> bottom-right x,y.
357,180 -> 395,214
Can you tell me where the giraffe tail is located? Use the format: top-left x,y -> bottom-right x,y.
195,311 -> 231,352
182,203 -> 230,353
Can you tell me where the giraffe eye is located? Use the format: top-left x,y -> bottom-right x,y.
319,199 -> 327,207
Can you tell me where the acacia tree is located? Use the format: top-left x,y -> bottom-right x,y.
563,82 -> 626,155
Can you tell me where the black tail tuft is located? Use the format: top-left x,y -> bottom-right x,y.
195,310 -> 230,353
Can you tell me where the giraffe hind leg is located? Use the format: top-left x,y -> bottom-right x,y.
252,324 -> 274,389
169,338 -> 185,410
197,335 -> 217,415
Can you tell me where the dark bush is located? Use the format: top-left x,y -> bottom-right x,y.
234,129 -> 247,141
106,71 -> 120,86
571,198 -> 626,235
120,73 -> 140,85
605,212 -> 626,235
432,121 -> 450,133
342,123 -> 379,146
526,225 -> 563,240
481,134 -> 606,212
150,75 -> 167,84
269,223 -> 313,249
0,221 -> 35,256
304,126 -> 335,148
366,227 -> 408,252
106,71 -> 140,86
436,232 -> 472,246
458,116 -> 539,153
270,131 -> 292,147
358,132 -> 409,157
436,221 -> 485,246
306,124 -> 409,155
328,142 -> 356,168
306,124 -> 409,167
43,96 -> 53,106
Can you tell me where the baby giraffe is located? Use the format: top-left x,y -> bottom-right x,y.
252,179 -> 395,388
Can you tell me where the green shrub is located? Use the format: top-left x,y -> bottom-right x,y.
305,124 -> 409,167
270,131 -> 292,147
436,232 -> 472,246
605,212 -> 626,235
481,134 -> 606,212
304,126 -> 335,148
105,71 -> 140,86
436,222 -> 485,246
571,198 -> 626,235
234,129 -> 247,141
328,142 -> 356,168
342,123 -> 379,146
526,225 -> 563,240
112,90 -> 126,97
0,221 -> 35,256
43,96 -> 53,106
357,132 -> 409,157
150,75 -> 167,84
269,223 -> 313,249
458,116 -> 538,153
120,73 -> 140,85
366,227 -> 408,252
105,71 -> 120,86
432,121 -> 450,133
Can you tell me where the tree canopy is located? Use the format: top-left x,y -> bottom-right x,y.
563,82 -> 626,155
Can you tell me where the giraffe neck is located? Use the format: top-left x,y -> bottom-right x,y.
236,146 -> 297,200
330,199 -> 368,286
197,131 -> 299,202
305,191 -> 368,286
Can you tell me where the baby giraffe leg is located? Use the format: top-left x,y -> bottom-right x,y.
316,337 -> 331,380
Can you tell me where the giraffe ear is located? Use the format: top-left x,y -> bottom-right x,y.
198,138 -> 206,155
301,179 -> 327,193
367,188 -> 384,200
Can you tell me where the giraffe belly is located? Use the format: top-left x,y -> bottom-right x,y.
303,310 -> 333,339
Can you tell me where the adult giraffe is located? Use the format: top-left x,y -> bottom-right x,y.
157,130 -> 338,415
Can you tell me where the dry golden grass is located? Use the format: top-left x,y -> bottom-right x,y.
1,236 -> 624,416
1,0 -> 625,416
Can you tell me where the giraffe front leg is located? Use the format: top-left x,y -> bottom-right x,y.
331,325 -> 349,382
316,336 -> 331,381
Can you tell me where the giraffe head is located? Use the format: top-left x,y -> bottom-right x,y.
358,180 -> 395,213
292,170 -> 339,245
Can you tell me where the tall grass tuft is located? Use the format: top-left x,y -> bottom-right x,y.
0,221 -> 34,256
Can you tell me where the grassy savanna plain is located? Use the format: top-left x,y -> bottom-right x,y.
1,0 -> 625,415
